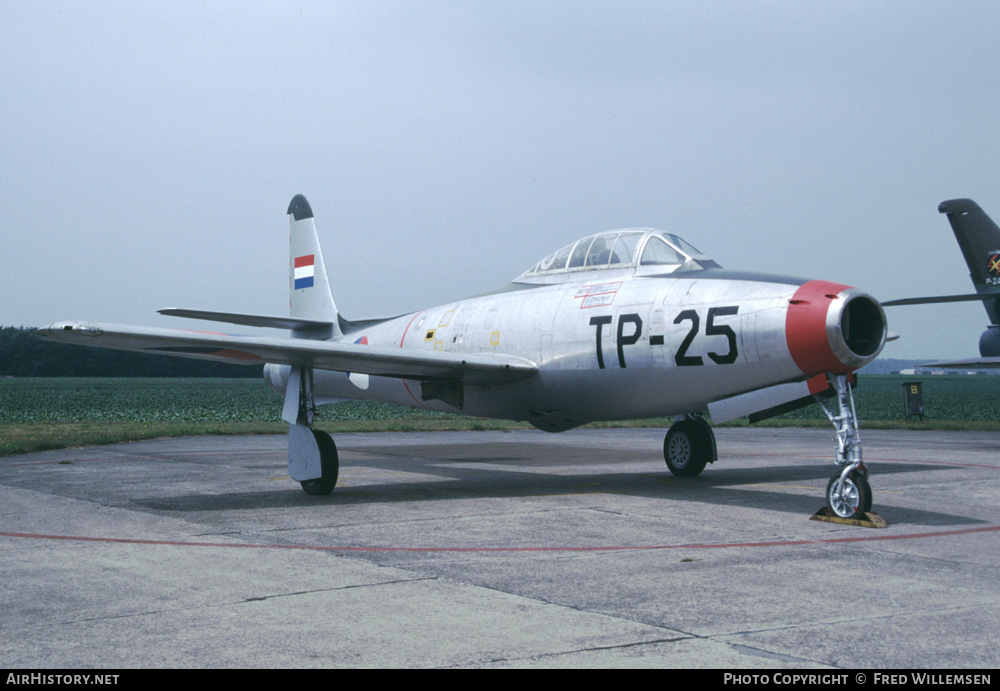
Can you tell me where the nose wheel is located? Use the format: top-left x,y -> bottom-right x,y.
825,467 -> 872,519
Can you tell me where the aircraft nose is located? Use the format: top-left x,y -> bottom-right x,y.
785,281 -> 886,375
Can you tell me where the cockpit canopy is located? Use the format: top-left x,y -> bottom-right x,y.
519,228 -> 716,280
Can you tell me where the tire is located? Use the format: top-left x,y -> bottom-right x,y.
664,421 -> 709,477
826,470 -> 872,518
300,430 -> 339,496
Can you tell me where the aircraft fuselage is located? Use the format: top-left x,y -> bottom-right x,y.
265,271 -> 882,432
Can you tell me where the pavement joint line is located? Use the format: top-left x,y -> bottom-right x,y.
725,643 -> 819,665
715,600 -> 1000,639
45,577 -> 441,627
470,636 -> 697,667
242,576 -> 439,602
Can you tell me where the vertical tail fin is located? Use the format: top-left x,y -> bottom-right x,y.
938,198 -> 1000,327
288,194 -> 341,339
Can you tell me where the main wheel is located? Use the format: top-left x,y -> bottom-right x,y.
300,430 -> 339,496
825,470 -> 872,518
664,421 -> 709,477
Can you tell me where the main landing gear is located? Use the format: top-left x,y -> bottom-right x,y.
815,373 -> 873,519
284,366 -> 339,496
663,415 -> 716,477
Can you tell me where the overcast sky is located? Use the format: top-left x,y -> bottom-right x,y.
3,1 -> 999,359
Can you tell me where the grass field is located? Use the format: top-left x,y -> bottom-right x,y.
2,375 -> 998,456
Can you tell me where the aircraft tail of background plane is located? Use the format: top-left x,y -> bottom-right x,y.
938,198 -> 1000,329
288,194 -> 341,339
883,198 -> 1000,363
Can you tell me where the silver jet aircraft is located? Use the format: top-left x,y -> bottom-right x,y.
43,195 -> 888,518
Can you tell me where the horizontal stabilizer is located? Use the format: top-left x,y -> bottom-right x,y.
158,308 -> 333,331
42,321 -> 538,385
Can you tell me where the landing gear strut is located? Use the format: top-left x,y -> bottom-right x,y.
284,366 -> 339,496
815,373 -> 872,518
663,416 -> 716,477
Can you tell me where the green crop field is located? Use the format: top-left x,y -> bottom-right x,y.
757,374 -> 1000,424
1,375 -> 998,456
0,377 -> 506,456
0,377 -> 453,424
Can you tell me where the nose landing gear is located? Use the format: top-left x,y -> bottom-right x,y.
815,373 -> 880,523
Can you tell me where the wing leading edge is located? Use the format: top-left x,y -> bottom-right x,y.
881,293 -> 998,307
156,308 -> 333,332
41,321 -> 538,385
919,357 -> 1000,370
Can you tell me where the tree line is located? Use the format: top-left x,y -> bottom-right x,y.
0,326 -> 263,377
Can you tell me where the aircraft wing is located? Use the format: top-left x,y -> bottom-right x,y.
920,357 -> 1000,370
41,321 -> 538,385
881,293 -> 996,307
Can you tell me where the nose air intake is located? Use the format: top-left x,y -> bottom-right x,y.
840,294 -> 885,358
786,281 -> 886,375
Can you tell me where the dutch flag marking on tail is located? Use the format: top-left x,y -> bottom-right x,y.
294,254 -> 315,290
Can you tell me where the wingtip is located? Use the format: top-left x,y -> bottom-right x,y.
287,194 -> 314,221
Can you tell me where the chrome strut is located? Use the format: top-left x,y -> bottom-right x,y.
814,373 -> 864,474
298,366 -> 316,428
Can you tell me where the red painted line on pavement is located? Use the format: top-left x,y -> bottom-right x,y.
3,525 -> 998,553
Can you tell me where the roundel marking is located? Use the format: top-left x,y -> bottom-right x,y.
986,253 -> 1000,278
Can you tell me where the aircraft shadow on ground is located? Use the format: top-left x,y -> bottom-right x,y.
134,451 -> 980,528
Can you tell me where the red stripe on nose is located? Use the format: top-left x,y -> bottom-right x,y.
785,280 -> 851,375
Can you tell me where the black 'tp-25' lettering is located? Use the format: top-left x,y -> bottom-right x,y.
592,308 -> 736,369
674,306 -> 740,366
673,310 -> 703,367
589,315 -> 613,369
616,313 -> 642,368
590,313 -> 642,368
706,306 -> 739,364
